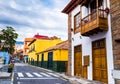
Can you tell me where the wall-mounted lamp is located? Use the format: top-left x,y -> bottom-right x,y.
105,7 -> 109,14
79,36 -> 82,39
72,38 -> 74,41
71,28 -> 73,32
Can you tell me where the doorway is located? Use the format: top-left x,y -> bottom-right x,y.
92,39 -> 108,83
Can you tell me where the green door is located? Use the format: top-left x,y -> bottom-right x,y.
47,52 -> 53,70
37,55 -> 39,66
41,53 -> 44,67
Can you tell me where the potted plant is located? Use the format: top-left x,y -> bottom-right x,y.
8,63 -> 14,73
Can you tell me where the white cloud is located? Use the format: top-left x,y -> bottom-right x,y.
0,0 -> 69,41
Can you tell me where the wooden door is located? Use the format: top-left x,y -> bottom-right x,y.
74,45 -> 82,77
82,66 -> 87,79
92,39 -> 108,83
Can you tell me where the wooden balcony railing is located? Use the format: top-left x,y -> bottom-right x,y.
81,9 -> 108,36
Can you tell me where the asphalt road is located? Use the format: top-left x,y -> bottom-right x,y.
13,63 -> 70,84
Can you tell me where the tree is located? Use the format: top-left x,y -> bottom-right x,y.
0,26 -> 18,54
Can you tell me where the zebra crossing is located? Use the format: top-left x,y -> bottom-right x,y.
16,72 -> 59,79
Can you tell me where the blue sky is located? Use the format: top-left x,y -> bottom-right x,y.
16,41 -> 24,45
0,0 -> 69,41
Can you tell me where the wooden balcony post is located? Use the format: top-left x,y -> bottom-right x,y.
80,5 -> 82,33
96,0 -> 99,25
106,0 -> 108,8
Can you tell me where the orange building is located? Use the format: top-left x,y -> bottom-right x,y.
23,38 -> 34,62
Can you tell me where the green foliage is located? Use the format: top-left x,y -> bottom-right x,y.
8,63 -> 14,73
0,26 -> 18,54
8,63 -> 14,69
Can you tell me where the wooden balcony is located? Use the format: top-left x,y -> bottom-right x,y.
81,9 -> 108,36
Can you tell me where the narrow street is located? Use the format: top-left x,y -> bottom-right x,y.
13,63 -> 70,84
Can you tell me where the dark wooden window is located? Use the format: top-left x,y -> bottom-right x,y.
90,0 -> 103,13
74,12 -> 81,29
90,0 -> 96,13
98,0 -> 103,8
92,39 -> 105,49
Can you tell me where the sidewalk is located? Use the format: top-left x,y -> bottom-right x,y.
28,64 -> 105,84
0,64 -> 13,84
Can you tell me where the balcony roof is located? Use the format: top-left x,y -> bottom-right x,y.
62,0 -> 82,14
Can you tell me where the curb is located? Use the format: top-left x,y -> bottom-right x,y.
28,64 -> 104,84
27,64 -> 70,81
11,72 -> 14,84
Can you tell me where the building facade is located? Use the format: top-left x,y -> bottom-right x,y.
28,36 -> 62,67
23,38 -> 33,56
36,41 -> 68,72
0,52 -> 9,64
62,0 -> 114,84
110,0 -> 120,84
14,41 -> 24,60
23,38 -> 34,63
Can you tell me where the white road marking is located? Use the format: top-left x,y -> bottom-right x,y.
47,73 -> 59,77
26,73 -> 34,77
33,72 -> 42,77
40,72 -> 51,77
17,73 -> 24,77
19,77 -> 58,80
17,82 -> 21,84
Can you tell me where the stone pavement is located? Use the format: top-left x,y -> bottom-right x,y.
0,64 -> 3,68
0,78 -> 12,84
28,64 -> 105,84
0,72 -> 11,78
0,64 -> 13,84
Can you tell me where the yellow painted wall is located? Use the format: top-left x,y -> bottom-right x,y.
38,54 -> 42,61
53,49 -> 68,61
61,50 -> 68,61
28,52 -> 37,61
41,49 -> 68,61
38,52 -> 48,61
44,52 -> 48,61
28,39 -> 62,61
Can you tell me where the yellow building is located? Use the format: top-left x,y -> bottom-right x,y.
28,36 -> 62,66
36,41 -> 68,72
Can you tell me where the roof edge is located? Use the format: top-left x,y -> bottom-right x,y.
62,0 -> 82,14
28,39 -> 36,46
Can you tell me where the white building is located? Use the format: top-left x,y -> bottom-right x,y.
62,0 -> 114,84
